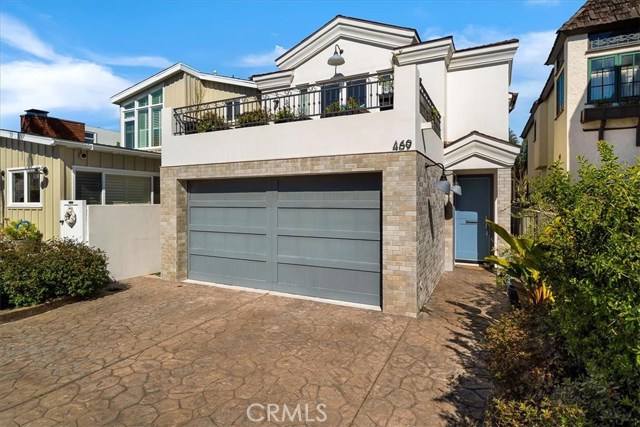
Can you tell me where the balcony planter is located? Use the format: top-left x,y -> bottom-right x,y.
196,112 -> 229,133
237,109 -> 270,128
379,93 -> 394,111
321,97 -> 367,118
273,107 -> 311,124
581,101 -> 640,123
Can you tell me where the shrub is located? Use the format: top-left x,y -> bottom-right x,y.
530,141 -> 640,400
0,239 -> 110,307
196,112 -> 227,132
485,306 -> 569,399
484,396 -> 585,427
1,219 -> 43,241
324,96 -> 362,114
237,108 -> 270,126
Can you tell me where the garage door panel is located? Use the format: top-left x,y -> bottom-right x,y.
188,173 -> 381,306
277,207 -> 380,233
277,236 -> 379,267
275,264 -> 380,306
189,255 -> 269,289
190,206 -> 266,228
189,231 -> 267,258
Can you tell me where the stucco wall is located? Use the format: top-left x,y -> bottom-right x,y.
447,62 -> 510,142
87,205 -> 160,280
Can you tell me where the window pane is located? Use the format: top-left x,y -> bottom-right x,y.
85,131 -> 96,144
124,102 -> 134,110
12,172 -> 24,203
75,171 -> 102,205
153,176 -> 160,205
138,109 -> 149,148
137,95 -> 148,107
322,83 -> 341,112
151,89 -> 163,105
589,57 -> 616,102
346,79 -> 367,108
124,121 -> 135,149
124,111 -> 134,119
151,107 -> 161,147
105,175 -> 151,204
556,71 -> 565,114
28,172 -> 40,203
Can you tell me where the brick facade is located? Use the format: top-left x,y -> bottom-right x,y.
495,168 -> 512,250
161,151 -> 445,317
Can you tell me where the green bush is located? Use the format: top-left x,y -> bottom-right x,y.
485,306 -> 568,399
0,239 -> 110,307
237,108 -> 270,126
530,141 -> 640,405
484,396 -> 585,427
1,219 -> 43,241
196,111 -> 228,132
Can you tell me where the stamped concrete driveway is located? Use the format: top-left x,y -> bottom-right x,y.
0,268 -> 507,426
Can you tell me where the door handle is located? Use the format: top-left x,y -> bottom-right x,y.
465,220 -> 478,224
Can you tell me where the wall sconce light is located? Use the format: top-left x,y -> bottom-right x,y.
35,166 -> 48,176
426,163 -> 462,196
328,44 -> 345,78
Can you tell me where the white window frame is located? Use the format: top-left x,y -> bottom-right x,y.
84,131 -> 97,144
7,167 -> 43,208
72,166 -> 160,205
120,85 -> 163,151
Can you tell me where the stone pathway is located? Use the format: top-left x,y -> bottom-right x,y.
0,268 -> 507,426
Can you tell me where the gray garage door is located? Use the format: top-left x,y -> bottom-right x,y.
188,174 -> 381,306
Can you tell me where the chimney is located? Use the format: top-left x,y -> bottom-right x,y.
20,109 -> 86,142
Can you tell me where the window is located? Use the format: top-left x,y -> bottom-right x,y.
225,100 -> 241,122
321,83 -> 341,112
589,52 -> 640,103
533,121 -> 537,142
8,168 -> 41,207
556,70 -> 565,116
85,131 -> 96,144
73,168 -> 160,205
121,88 -> 162,149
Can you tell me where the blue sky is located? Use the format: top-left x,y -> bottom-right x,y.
0,0 -> 583,137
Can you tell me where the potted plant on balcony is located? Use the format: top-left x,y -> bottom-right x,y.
377,74 -> 393,111
237,108 -> 270,127
273,106 -> 312,124
322,97 -> 364,118
196,112 -> 228,132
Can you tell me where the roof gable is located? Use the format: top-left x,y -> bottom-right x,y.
275,15 -> 420,70
444,131 -> 520,169
560,0 -> 640,32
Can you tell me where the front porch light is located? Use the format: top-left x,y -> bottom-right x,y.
436,174 -> 451,194
426,162 -> 461,195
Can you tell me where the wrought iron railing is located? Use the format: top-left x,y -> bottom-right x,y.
173,72 -> 397,135
419,79 -> 441,138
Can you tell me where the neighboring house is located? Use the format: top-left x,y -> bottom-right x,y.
84,125 -> 120,146
522,0 -> 640,177
0,109 -> 161,240
152,16 -> 518,317
110,63 -> 258,151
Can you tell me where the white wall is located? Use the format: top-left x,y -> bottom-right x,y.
87,205 -> 160,280
163,65 -> 430,167
446,63 -> 510,142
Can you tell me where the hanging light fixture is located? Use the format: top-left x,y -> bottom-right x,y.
435,173 -> 450,193
327,44 -> 345,66
451,174 -> 462,196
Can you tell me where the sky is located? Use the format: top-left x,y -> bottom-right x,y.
0,0 -> 584,138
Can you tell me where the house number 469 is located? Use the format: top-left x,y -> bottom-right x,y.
392,139 -> 412,151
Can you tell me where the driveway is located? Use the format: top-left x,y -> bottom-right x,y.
0,268 -> 507,426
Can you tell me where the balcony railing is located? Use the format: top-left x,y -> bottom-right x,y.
419,79 -> 441,138
173,72 -> 397,135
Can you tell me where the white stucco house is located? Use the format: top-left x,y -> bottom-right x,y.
154,16 -> 519,317
522,0 -> 639,176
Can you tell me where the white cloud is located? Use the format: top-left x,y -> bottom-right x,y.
0,14 -> 173,129
235,45 -> 287,67
85,53 -> 173,68
0,13 -> 60,61
0,60 -> 130,119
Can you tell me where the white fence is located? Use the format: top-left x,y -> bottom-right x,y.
86,205 -> 160,281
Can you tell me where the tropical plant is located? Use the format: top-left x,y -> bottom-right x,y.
484,220 -> 554,305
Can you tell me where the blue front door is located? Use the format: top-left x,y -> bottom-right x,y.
455,176 -> 492,262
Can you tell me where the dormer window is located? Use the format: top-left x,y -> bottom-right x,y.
121,88 -> 163,149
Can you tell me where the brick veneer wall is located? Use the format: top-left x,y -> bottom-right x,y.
495,167 -> 512,251
161,151 -> 445,317
416,155 -> 446,309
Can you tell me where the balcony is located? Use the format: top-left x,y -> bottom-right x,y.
173,72 -> 441,139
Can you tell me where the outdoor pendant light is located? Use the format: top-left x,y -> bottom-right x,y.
451,174 -> 462,196
327,44 -> 345,66
435,174 -> 451,194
